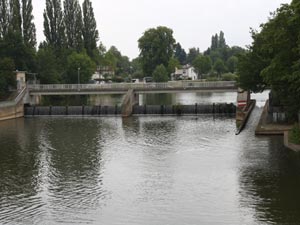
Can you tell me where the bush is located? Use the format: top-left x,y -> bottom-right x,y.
221,73 -> 238,81
289,124 -> 300,145
206,76 -> 219,81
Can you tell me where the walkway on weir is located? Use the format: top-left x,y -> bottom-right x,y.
27,81 -> 237,95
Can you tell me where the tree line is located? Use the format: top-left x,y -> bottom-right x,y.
136,28 -> 245,82
238,0 -> 300,119
0,0 -> 245,95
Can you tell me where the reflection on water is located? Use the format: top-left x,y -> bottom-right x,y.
1,92 -> 300,225
139,91 -> 237,105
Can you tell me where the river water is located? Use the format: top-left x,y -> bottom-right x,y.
1,91 -> 300,225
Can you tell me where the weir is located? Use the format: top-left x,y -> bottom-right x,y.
24,103 -> 236,117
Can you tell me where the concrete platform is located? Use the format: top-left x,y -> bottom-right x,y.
255,100 -> 292,135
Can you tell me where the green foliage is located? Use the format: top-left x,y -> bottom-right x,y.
213,58 -> 226,75
167,57 -> 180,77
186,47 -> 200,64
37,47 -> 61,84
211,34 -> 218,51
43,0 -> 65,49
210,31 -> 227,50
237,50 -> 267,93
63,0 -> 83,51
152,64 -> 169,82
10,0 -> 22,33
289,124 -> 300,145
22,0 -> 36,48
0,0 -> 10,38
226,56 -> 238,73
174,43 -> 187,65
131,57 -> 144,79
0,30 -> 30,70
218,31 -> 226,49
0,57 -> 15,95
206,76 -> 219,81
192,55 -> 212,79
138,26 -> 175,76
100,46 -> 131,76
82,0 -> 99,60
64,52 -> 96,83
238,1 -> 300,118
221,73 -> 237,81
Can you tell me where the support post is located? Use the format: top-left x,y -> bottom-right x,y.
121,89 -> 138,117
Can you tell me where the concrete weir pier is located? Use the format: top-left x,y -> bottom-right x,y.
0,88 -> 27,121
121,89 -> 139,117
235,89 -> 256,135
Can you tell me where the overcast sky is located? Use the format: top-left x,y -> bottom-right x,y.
32,0 -> 291,59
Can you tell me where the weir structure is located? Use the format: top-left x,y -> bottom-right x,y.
1,81 -> 238,121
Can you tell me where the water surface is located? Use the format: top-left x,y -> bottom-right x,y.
1,92 -> 300,225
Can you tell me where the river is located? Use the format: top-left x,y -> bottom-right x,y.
1,91 -> 300,225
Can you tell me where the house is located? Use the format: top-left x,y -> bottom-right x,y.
92,66 -> 115,82
172,65 -> 197,80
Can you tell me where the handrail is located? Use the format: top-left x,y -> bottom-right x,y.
0,87 -> 27,107
28,81 -> 237,92
14,87 -> 27,103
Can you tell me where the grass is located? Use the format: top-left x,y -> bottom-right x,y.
289,124 -> 300,145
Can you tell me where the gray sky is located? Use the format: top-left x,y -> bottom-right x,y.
32,0 -> 291,59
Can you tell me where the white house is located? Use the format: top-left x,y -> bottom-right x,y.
91,66 -> 115,82
172,64 -> 197,80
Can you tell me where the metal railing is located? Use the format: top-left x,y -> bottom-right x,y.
0,87 -> 27,107
28,81 -> 236,92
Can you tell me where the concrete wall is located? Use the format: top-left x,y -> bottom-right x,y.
0,101 -> 24,121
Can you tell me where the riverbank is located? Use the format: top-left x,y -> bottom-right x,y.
255,100 -> 292,135
255,100 -> 300,152
284,131 -> 300,152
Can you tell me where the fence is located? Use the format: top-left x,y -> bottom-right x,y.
27,81 -> 236,92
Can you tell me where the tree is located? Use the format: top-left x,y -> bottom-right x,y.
131,57 -> 143,79
226,56 -> 238,73
213,58 -> 226,76
218,31 -> 226,49
9,0 -> 22,33
0,30 -> 27,70
167,57 -> 180,77
211,34 -> 218,50
0,57 -> 15,95
237,50 -> 267,93
82,0 -> 98,59
186,47 -> 200,64
138,26 -> 175,76
0,0 -> 10,38
152,64 -> 168,82
237,1 -> 300,118
22,0 -> 36,48
64,52 -> 95,83
43,0 -> 65,48
192,55 -> 212,79
37,46 -> 61,84
63,0 -> 83,51
174,43 -> 186,65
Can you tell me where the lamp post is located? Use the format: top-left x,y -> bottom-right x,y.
77,67 -> 81,85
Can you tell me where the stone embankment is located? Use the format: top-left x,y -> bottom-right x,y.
256,100 -> 300,152
0,88 -> 27,121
